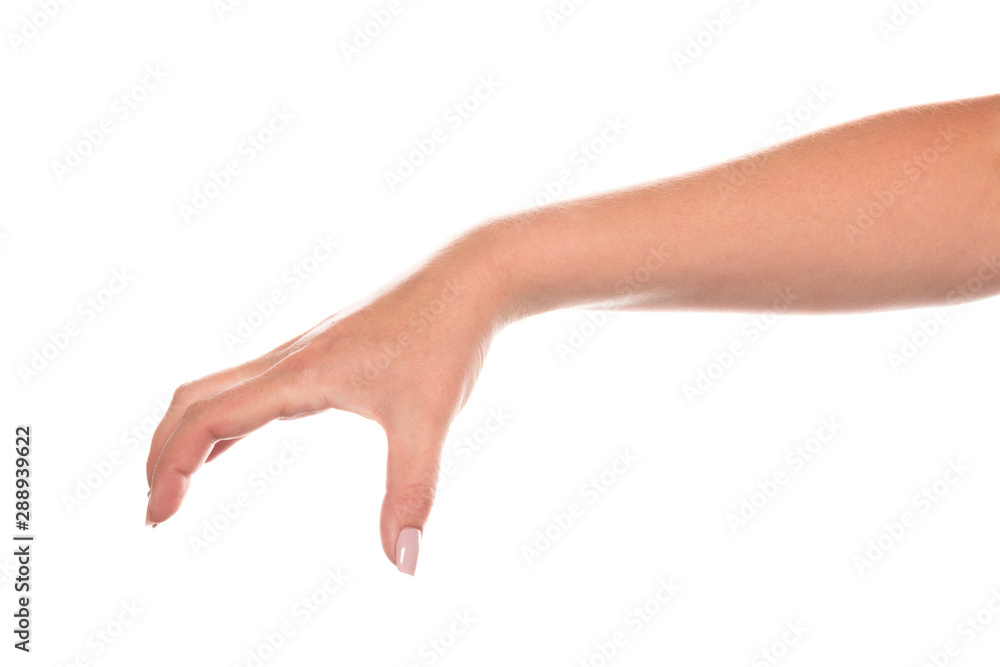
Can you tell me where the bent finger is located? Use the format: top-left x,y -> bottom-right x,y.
146,370 -> 310,525
145,332 -> 309,486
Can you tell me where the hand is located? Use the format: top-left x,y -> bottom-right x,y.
145,249 -> 504,575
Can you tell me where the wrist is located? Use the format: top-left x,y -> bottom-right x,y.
442,213 -> 548,333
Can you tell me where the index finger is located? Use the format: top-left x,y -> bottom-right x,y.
145,332 -> 309,487
146,371 -> 300,526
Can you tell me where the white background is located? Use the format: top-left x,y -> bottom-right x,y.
3,0 -> 1000,665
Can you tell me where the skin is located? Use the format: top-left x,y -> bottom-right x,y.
146,92 -> 1000,568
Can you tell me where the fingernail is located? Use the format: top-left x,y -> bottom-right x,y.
145,502 -> 154,527
147,490 -> 150,498
395,527 -> 421,576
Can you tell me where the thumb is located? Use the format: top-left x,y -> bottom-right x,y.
380,419 -> 447,576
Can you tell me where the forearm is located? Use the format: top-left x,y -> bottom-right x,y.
456,93 -> 1000,326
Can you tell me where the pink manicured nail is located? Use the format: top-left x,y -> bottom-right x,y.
395,527 -> 421,576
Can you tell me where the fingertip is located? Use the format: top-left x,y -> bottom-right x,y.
146,472 -> 190,527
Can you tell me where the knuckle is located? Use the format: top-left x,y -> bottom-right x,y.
393,482 -> 438,520
273,348 -> 312,374
171,381 -> 197,407
271,350 -> 324,388
182,398 -> 209,422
